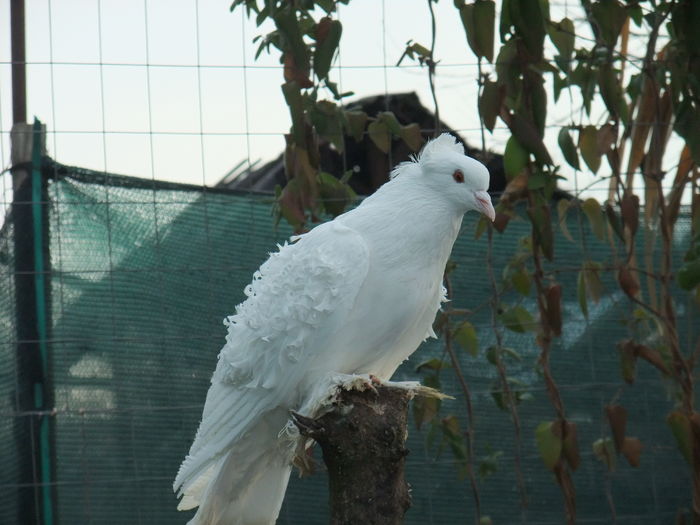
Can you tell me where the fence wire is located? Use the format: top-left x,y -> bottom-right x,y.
1,1 -> 697,525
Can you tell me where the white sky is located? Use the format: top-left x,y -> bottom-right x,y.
0,0 -> 684,208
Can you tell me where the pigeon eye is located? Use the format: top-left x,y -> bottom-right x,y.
452,169 -> 464,183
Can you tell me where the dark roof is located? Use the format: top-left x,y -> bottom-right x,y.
218,92 -> 507,197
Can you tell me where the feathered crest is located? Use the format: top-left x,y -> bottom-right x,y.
419,133 -> 464,161
390,133 -> 463,179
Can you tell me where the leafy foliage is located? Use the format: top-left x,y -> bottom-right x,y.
232,0 -> 423,231
236,0 -> 700,520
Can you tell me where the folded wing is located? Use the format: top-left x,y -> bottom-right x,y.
174,221 -> 370,498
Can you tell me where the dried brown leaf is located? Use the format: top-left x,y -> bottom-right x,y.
667,146 -> 694,226
597,123 -> 616,156
625,77 -> 655,187
617,339 -> 638,384
546,284 -> 563,336
562,421 -> 580,471
618,265 -> 640,298
605,404 -> 628,453
620,193 -> 639,238
620,436 -> 643,467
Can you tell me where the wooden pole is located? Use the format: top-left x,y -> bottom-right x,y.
11,0 -> 26,126
10,3 -> 54,515
292,384 -> 417,525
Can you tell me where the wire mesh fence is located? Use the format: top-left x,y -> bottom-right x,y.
2,1 -> 699,524
0,153 -> 696,524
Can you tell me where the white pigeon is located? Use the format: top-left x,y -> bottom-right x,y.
173,133 -> 495,525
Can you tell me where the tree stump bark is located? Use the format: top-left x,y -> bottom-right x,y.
292,383 -> 416,525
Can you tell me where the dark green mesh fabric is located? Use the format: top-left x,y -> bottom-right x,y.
1,159 -> 696,524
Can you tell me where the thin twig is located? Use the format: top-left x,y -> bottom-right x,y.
443,273 -> 482,524
426,0 -> 440,138
486,225 -> 528,509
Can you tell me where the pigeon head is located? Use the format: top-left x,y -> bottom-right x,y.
415,133 -> 495,221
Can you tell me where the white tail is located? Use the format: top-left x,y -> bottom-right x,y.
181,440 -> 292,525
175,405 -> 296,525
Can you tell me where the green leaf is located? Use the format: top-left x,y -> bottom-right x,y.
511,267 -> 532,296
592,437 -> 617,471
667,411 -> 693,465
582,198 -> 605,240
273,8 -> 311,79
495,39 -> 519,95
413,374 -> 441,430
343,110 -> 368,143
579,125 -> 601,173
547,18 -> 575,68
281,82 -> 306,147
527,204 -> 554,260
457,1 -> 495,63
577,269 -> 588,318
590,0 -> 628,50
478,448 -> 502,479
368,120 -> 391,153
486,345 -> 522,365
598,64 -> 624,118
413,395 -> 441,430
499,305 -> 536,333
397,40 -> 432,67
315,0 -> 335,15
473,0 -> 495,63
416,358 -> 450,372
441,416 -> 469,477
628,4 -> 643,26
605,203 -> 625,242
558,128 -> 580,170
399,123 -> 424,152
318,171 -> 354,217
556,199 -> 574,242
311,100 -> 344,152
454,321 -> 479,357
509,0 -> 546,60
378,111 -> 403,136
531,77 -> 548,138
527,170 -> 546,191
570,63 -> 596,115
504,136 -> 528,179
510,113 -> 553,165
491,377 -> 530,411
678,258 -> 700,290
479,78 -> 501,132
313,19 -> 342,80
535,421 -> 563,470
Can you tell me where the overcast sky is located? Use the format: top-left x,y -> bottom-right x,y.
0,0 -> 682,209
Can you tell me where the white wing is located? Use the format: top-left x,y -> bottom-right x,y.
174,221 -> 370,496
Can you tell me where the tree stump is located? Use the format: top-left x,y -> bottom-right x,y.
292,383 -> 419,525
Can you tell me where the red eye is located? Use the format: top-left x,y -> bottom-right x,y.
452,169 -> 464,183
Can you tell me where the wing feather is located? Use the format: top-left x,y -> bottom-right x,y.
174,222 -> 370,494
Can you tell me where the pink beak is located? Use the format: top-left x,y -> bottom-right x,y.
474,190 -> 495,222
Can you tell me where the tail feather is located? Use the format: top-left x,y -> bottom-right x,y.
176,412 -> 294,525
184,445 -> 292,525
